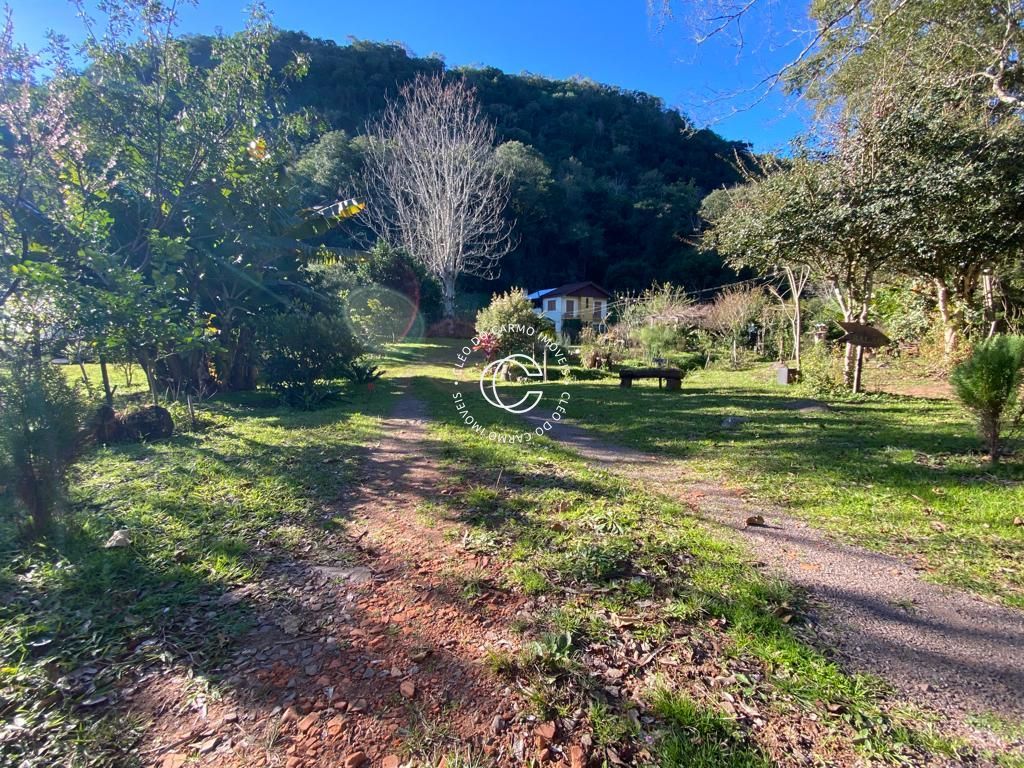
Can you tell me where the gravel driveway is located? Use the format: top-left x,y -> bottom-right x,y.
528,413 -> 1024,722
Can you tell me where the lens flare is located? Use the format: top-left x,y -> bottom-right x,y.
344,284 -> 424,346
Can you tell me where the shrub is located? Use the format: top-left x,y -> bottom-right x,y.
703,287 -> 766,368
662,352 -> 705,374
619,283 -> 694,336
0,359 -> 85,535
579,327 -> 620,369
260,312 -> 361,409
94,403 -> 174,443
873,284 -> 933,347
343,359 -> 385,386
950,335 -> 1024,463
799,344 -> 846,398
637,323 -> 691,360
472,331 -> 501,362
546,366 -> 614,381
475,289 -> 553,356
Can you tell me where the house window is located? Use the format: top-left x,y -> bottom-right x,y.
585,297 -> 590,308
565,299 -> 575,316
593,300 -> 603,317
546,299 -> 557,311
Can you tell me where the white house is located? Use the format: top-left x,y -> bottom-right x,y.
528,281 -> 612,338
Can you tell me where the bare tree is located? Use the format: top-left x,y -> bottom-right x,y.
364,73 -> 514,319
704,286 -> 765,367
767,265 -> 811,368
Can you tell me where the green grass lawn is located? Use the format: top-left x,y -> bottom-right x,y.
0,382 -> 393,767
386,340 -> 1023,607
3,345 -> 1020,766
380,342 -> 1019,606
556,365 -> 1024,608
385,346 -> 987,766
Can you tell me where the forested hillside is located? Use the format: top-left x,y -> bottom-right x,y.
264,32 -> 749,294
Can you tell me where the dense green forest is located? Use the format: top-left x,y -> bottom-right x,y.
261,32 -> 748,295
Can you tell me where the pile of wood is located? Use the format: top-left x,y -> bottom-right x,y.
93,404 -> 174,443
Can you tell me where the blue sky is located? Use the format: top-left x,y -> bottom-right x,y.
7,0 -> 813,153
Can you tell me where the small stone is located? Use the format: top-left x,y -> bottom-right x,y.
104,529 -> 131,548
570,745 -> 587,768
536,721 -> 556,742
198,736 -> 219,754
382,756 -> 401,768
538,747 -> 552,762
344,751 -> 368,768
326,715 -> 346,738
281,705 -> 302,726
400,680 -> 416,699
409,649 -> 430,663
297,712 -> 319,734
513,736 -> 526,761
161,754 -> 187,768
350,698 -> 368,713
721,415 -> 748,429
491,715 -> 507,735
1013,517 -> 1023,526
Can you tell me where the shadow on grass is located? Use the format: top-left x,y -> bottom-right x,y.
555,380 -> 1023,488
0,388 -> 399,766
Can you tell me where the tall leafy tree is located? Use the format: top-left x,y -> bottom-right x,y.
1,2 -> 363,398
865,95 -> 1024,354
703,133 -> 892,391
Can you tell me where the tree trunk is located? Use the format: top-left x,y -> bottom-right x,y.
851,344 -> 865,393
840,308 -> 868,393
842,342 -> 855,389
99,356 -> 114,407
138,352 -> 160,408
19,467 -> 51,537
841,306 -> 856,391
226,344 -> 256,391
850,299 -> 870,394
793,299 -> 802,369
985,413 -> 1000,464
982,274 -> 1000,339
934,279 -> 962,358
441,272 -> 457,319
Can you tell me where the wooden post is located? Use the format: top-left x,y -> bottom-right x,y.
99,356 -> 114,407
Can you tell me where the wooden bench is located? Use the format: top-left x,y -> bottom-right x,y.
619,367 -> 684,390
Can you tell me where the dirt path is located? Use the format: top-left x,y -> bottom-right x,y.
140,392 -> 535,768
525,412 -> 1024,723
